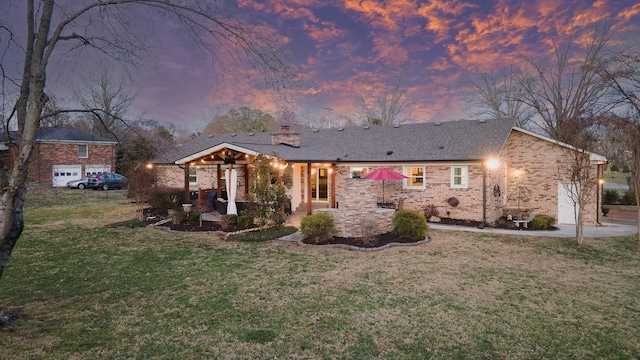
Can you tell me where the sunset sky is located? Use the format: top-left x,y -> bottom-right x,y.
3,0 -> 640,129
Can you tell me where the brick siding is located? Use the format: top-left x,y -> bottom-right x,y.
26,142 -> 116,186
501,130 -> 598,225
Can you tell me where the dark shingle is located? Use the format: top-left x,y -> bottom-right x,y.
156,119 -> 517,164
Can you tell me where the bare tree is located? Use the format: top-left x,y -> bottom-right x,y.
598,51 -> 640,243
360,70 -> 412,125
465,67 -> 534,127
516,26 -> 615,244
518,27 -> 614,144
559,147 -> 600,246
0,0 -> 292,325
74,68 -> 136,141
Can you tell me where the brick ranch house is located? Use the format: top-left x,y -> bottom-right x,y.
1,127 -> 117,187
152,119 -> 607,226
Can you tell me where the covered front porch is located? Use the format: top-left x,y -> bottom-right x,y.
175,144 -> 338,217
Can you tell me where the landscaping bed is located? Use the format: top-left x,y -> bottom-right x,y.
302,232 -> 425,249
433,216 -> 559,231
142,208 -> 256,233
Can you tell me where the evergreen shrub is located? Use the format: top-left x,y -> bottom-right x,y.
393,210 -> 427,241
300,212 -> 334,244
531,214 -> 556,230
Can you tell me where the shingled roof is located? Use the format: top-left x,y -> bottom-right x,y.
156,118 -> 518,164
0,127 -> 116,144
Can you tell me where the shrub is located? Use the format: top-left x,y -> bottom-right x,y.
237,215 -> 254,228
220,214 -> 238,231
184,210 -> 200,223
610,163 -> 619,172
623,191 -> 637,205
603,189 -> 619,205
531,214 -> 556,230
393,210 -> 427,241
423,204 -> 439,220
148,187 -> 184,210
622,164 -> 631,173
300,212 -> 334,244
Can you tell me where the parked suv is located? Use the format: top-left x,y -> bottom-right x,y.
88,173 -> 128,190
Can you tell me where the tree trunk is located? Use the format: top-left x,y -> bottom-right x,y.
0,195 -> 25,279
576,207 -> 585,246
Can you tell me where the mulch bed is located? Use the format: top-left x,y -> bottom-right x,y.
302,233 -> 424,249
433,217 -> 558,231
143,208 -> 256,233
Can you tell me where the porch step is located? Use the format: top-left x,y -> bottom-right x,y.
295,202 -> 329,213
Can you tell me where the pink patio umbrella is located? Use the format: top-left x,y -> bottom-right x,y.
362,167 -> 408,202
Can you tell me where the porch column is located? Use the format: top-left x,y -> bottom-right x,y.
306,163 -> 312,215
184,162 -> 190,204
217,165 -> 222,195
330,165 -> 336,208
244,164 -> 249,194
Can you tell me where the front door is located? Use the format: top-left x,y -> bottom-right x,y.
311,167 -> 328,202
558,182 -> 578,224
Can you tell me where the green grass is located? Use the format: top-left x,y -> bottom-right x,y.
604,172 -> 632,185
1,186 -> 640,359
227,226 -> 298,242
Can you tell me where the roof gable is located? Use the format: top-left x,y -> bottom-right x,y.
512,127 -> 606,162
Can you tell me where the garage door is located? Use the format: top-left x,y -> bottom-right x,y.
85,164 -> 111,176
52,165 -> 82,187
557,182 -> 578,224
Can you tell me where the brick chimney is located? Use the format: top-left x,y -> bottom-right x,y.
271,124 -> 300,147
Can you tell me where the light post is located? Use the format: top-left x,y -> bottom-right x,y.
597,178 -> 605,224
515,169 -> 521,210
478,158 -> 500,229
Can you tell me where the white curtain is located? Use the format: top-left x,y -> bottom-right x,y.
226,169 -> 238,215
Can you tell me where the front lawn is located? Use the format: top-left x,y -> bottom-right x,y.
1,186 -> 639,359
605,172 -> 632,185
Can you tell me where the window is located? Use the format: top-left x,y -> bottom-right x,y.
78,144 -> 88,158
350,167 -> 368,178
404,166 -> 425,189
189,167 -> 197,185
451,166 -> 468,188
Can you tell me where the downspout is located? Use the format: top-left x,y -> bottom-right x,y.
478,165 -> 487,229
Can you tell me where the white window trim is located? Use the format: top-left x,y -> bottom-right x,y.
78,144 -> 88,158
189,167 -> 197,186
349,166 -> 369,179
451,166 -> 469,188
403,165 -> 426,189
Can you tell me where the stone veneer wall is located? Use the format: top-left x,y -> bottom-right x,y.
316,178 -> 394,238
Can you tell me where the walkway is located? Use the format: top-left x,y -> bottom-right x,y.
284,206 -> 638,238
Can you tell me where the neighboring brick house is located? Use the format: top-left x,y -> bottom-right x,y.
153,119 -> 607,226
1,127 -> 117,187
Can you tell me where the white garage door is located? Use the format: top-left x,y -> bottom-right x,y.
52,165 -> 82,187
558,182 -> 578,224
85,164 -> 111,176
